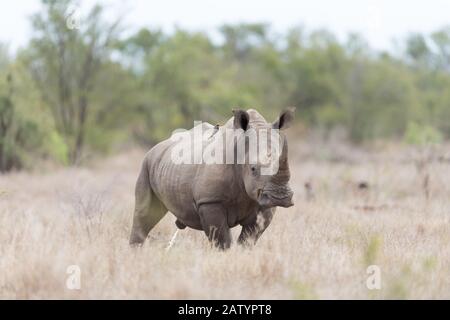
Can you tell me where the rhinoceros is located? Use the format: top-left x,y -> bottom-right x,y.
129,108 -> 295,249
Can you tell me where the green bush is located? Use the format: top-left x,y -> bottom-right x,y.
404,122 -> 443,146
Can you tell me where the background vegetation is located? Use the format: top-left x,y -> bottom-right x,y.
1,0 -> 450,171
2,1 -> 450,299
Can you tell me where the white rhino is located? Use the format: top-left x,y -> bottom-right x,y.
130,108 -> 295,249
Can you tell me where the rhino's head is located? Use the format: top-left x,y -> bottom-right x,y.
233,108 -> 295,209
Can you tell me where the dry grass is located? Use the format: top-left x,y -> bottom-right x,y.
1,143 -> 450,299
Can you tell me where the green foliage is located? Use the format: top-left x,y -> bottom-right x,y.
0,49 -> 72,171
0,50 -> 39,171
385,259 -> 440,300
386,266 -> 411,300
363,235 -> 382,266
0,80 -> 49,171
404,122 -> 443,146
1,1 -> 450,171
46,131 -> 69,165
25,0 -> 122,164
290,280 -> 318,300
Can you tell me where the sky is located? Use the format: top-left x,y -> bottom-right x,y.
1,0 -> 450,53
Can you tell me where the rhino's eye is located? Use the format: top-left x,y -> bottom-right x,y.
250,165 -> 258,176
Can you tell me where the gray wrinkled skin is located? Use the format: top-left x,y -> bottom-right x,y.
129,108 -> 295,249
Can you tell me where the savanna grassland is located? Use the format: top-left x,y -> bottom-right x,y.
1,141 -> 450,299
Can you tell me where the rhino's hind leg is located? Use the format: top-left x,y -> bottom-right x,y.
238,208 -> 275,246
129,162 -> 167,246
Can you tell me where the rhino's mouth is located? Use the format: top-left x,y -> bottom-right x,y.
257,186 -> 294,208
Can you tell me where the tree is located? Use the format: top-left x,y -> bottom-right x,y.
406,34 -> 431,67
0,68 -> 16,171
0,46 -> 55,172
220,23 -> 270,61
26,0 -> 122,164
431,27 -> 450,72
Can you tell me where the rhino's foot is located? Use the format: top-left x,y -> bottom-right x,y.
129,239 -> 144,247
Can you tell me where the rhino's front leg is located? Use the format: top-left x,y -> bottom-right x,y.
238,208 -> 275,246
198,203 -> 231,250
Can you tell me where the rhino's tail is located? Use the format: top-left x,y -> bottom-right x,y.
129,158 -> 167,246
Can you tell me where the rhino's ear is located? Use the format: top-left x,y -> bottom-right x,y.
273,107 -> 296,130
232,109 -> 250,131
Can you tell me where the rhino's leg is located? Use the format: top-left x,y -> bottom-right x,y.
129,162 -> 167,246
238,208 -> 275,246
198,204 -> 231,250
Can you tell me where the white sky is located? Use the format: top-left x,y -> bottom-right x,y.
1,0 -> 450,53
